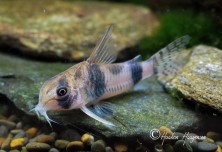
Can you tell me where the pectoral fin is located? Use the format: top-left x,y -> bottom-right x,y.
80,106 -> 115,127
91,102 -> 114,118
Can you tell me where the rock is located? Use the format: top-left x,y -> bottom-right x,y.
216,142 -> 222,148
163,144 -> 174,152
7,115 -> 18,123
159,126 -> 173,139
105,147 -> 114,152
0,125 -> 8,138
16,122 -> 23,129
21,147 -> 28,152
36,134 -> 55,144
165,45 -> 222,112
154,144 -> 164,152
60,129 -> 81,141
81,133 -> 94,145
174,132 -> 184,140
216,146 -> 222,152
49,148 -> 59,152
14,131 -> 26,139
0,0 -> 157,62
0,138 -> 5,147
54,140 -> 69,150
207,131 -> 221,142
10,129 -> 24,135
205,137 -> 215,143
91,140 -> 106,152
173,140 -> 193,152
25,127 -> 38,139
9,150 -> 20,152
0,52 -> 206,137
185,138 -> 198,151
49,132 -> 57,139
197,141 -> 217,152
66,141 -> 84,152
1,136 -> 12,151
0,120 -> 16,130
26,142 -> 51,152
10,138 -> 25,150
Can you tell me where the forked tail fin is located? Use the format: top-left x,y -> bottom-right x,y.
149,35 -> 191,82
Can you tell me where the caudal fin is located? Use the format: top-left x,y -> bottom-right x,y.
150,35 -> 191,82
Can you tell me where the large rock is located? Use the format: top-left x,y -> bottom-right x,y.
0,0 -> 158,61
0,52 -> 205,137
165,45 -> 222,112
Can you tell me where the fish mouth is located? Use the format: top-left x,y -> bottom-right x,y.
31,103 -> 58,127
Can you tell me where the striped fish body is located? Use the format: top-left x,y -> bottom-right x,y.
33,25 -> 191,127
82,61 -> 153,104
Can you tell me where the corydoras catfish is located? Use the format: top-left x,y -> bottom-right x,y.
32,26 -> 191,127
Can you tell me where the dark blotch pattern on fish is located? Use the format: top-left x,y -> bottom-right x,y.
108,65 -> 123,75
129,63 -> 143,84
74,67 -> 82,80
57,95 -> 71,109
57,76 -> 68,88
88,64 -> 106,98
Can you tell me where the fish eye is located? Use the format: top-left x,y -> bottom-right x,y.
57,87 -> 67,96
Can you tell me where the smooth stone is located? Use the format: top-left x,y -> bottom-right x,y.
0,138 -> 6,147
1,137 -> 12,151
21,147 -> 28,152
0,125 -> 8,138
10,138 -> 25,150
81,133 -> 94,145
7,115 -> 18,123
26,142 -> 51,152
16,122 -> 23,129
105,147 -> 114,152
216,141 -> 222,148
174,132 -> 184,140
154,144 -> 164,152
36,134 -> 55,144
54,140 -> 69,149
197,141 -> 217,152
185,138 -> 198,151
216,146 -> 222,152
207,131 -> 221,142
159,126 -> 173,140
11,129 -> 24,135
0,120 -> 16,130
9,150 -> 20,152
205,137 -> 215,143
163,144 -> 174,152
91,140 -> 106,152
25,127 -> 38,139
49,132 -> 57,139
165,45 -> 222,112
173,140 -> 193,152
66,141 -> 84,152
0,0 -> 157,61
60,129 -> 81,141
49,148 -> 60,152
14,131 -> 26,139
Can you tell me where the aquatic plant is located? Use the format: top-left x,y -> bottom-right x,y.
139,10 -> 222,58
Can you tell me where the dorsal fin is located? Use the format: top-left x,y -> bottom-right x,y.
87,25 -> 117,64
125,55 -> 142,63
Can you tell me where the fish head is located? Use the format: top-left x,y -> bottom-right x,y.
32,74 -> 84,126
